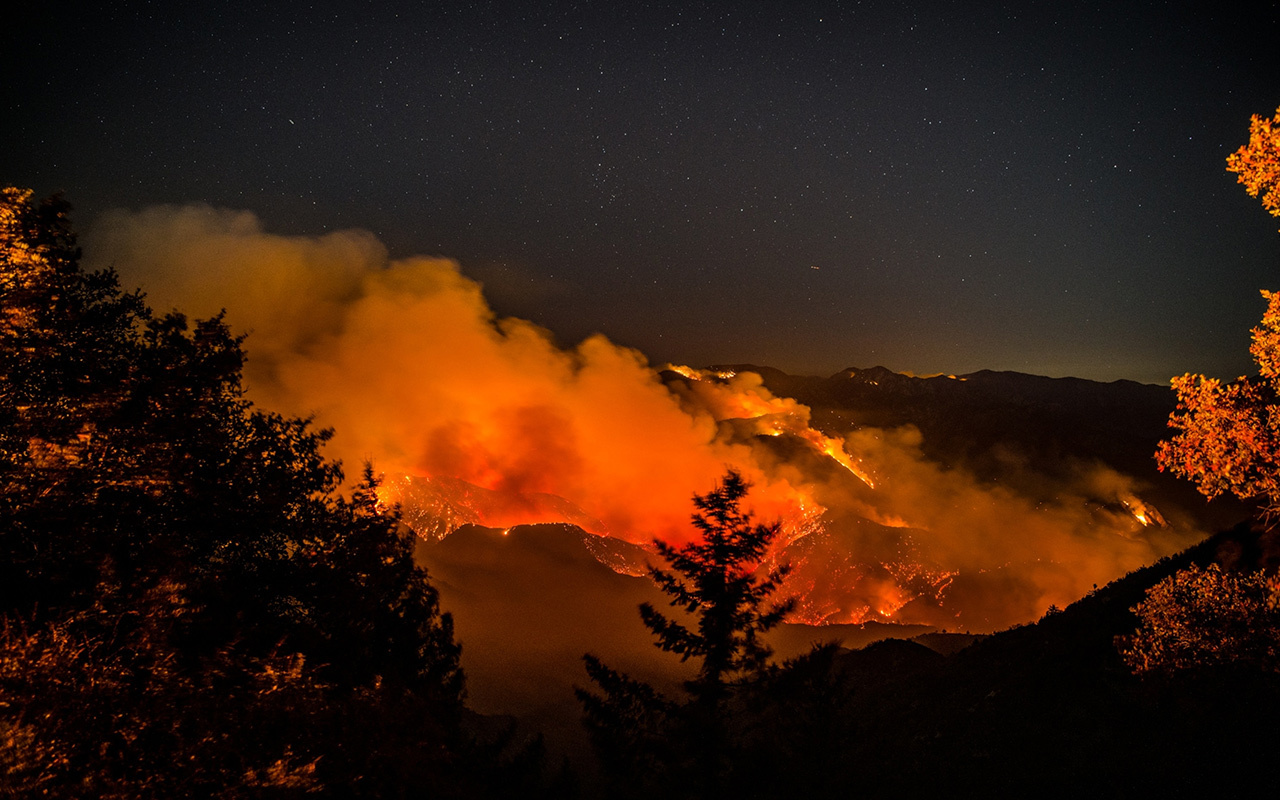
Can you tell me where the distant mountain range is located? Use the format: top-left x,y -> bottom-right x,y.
696,364 -> 1203,502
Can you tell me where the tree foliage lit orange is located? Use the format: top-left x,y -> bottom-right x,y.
1135,107 -> 1280,679
1226,106 -> 1280,229
1121,564 -> 1280,674
0,188 -> 528,796
1156,105 -> 1280,516
1156,291 -> 1280,514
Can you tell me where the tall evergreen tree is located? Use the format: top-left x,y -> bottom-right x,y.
641,470 -> 795,702
0,187 -> 485,796
578,470 -> 794,799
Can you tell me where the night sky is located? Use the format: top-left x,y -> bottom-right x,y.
5,1 -> 1279,384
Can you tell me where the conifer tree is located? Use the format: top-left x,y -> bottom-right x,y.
0,187 -> 484,796
640,471 -> 794,701
578,470 -> 793,799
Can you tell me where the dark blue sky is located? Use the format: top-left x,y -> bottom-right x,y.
6,1 -> 1278,383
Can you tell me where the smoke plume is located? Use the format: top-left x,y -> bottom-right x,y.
87,205 -> 799,543
86,204 -> 1202,630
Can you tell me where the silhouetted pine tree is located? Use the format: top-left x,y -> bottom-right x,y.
578,470 -> 794,799
0,187 -> 550,797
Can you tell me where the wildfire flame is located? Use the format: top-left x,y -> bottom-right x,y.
1121,494 -> 1167,528
805,429 -> 875,489
663,364 -> 875,488
92,204 -> 1201,632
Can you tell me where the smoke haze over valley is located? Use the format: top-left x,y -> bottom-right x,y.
86,205 -> 1238,634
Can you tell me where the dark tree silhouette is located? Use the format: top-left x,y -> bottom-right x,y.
578,469 -> 794,799
641,470 -> 795,701
0,187 -> 504,797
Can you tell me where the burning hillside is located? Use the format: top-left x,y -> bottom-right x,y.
374,364 -> 1189,629
87,204 -> 1209,631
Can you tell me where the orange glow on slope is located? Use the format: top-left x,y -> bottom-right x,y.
805,429 -> 875,488
94,205 -> 1204,631
1121,494 -> 1167,528
348,359 -> 853,560
666,366 -> 874,487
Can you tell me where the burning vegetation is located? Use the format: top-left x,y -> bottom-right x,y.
85,203 -> 1203,632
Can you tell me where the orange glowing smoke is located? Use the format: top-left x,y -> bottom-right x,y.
85,205 -> 825,545
667,367 -> 874,487
87,205 -> 1204,631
